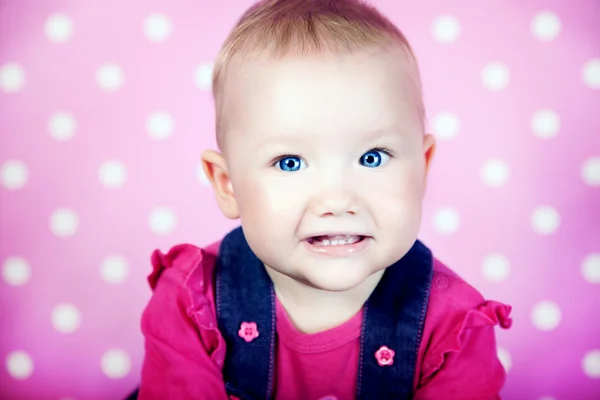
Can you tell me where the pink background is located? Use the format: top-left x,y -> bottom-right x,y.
1,0 -> 599,399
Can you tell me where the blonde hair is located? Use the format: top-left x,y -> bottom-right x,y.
211,0 -> 424,147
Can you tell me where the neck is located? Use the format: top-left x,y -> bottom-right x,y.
266,267 -> 385,334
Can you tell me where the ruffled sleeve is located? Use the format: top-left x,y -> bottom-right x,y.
147,244 -> 193,290
414,262 -> 513,400
139,244 -> 228,400
421,301 -> 512,380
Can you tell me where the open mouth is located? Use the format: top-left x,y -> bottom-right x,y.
306,234 -> 366,247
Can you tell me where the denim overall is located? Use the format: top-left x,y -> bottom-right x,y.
215,226 -> 434,400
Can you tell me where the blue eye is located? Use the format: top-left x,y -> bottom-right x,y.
277,156 -> 305,172
360,149 -> 391,168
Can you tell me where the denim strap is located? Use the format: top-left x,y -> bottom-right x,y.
216,227 -> 276,400
357,240 -> 433,399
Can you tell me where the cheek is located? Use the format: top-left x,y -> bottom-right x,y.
234,174 -> 304,221
367,167 -> 425,220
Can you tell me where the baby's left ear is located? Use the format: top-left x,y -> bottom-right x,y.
423,133 -> 436,175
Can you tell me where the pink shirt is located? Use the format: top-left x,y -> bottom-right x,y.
139,241 -> 513,400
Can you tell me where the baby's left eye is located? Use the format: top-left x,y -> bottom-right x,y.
360,149 -> 391,168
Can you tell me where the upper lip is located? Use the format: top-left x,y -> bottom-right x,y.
303,232 -> 370,239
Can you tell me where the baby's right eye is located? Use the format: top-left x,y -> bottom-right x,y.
275,155 -> 306,172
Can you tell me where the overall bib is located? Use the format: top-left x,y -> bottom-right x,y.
215,226 -> 434,400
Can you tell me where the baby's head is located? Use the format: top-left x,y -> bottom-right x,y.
202,0 -> 436,292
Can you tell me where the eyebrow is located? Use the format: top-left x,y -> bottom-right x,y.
252,132 -> 307,152
253,126 -> 405,150
360,126 -> 406,139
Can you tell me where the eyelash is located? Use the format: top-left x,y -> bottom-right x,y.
270,153 -> 300,167
270,146 -> 395,166
369,146 -> 395,158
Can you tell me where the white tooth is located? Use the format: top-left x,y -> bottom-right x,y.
311,235 -> 363,246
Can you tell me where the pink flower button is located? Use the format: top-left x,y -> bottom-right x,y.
375,345 -> 395,366
238,321 -> 259,342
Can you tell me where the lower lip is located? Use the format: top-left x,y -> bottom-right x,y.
302,237 -> 371,257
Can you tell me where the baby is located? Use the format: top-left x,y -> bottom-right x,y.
138,0 -> 513,399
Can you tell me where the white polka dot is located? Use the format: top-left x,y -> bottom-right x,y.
433,207 -> 460,235
582,349 -> 600,378
582,253 -> 600,284
100,255 -> 129,285
52,303 -> 81,334
431,112 -> 460,141
96,63 -> 124,92
49,112 -> 77,141
0,63 -> 25,93
431,15 -> 461,44
1,160 -> 29,190
101,349 -> 131,379
481,158 -> 510,188
582,59 -> 600,89
2,257 -> 31,286
497,347 -> 511,372
50,208 -> 79,238
148,207 -> 177,236
197,163 -> 210,186
531,300 -> 561,331
582,157 -> 600,186
143,13 -> 173,43
531,205 -> 560,235
482,253 -> 510,283
98,160 -> 127,189
146,111 -> 175,140
45,13 -> 74,43
531,109 -> 560,139
481,62 -> 510,91
531,11 -> 561,41
194,63 -> 213,90
5,351 -> 34,380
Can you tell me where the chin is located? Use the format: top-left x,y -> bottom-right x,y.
304,268 -> 376,292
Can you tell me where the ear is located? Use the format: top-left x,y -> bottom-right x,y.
423,133 -> 436,176
201,149 -> 240,219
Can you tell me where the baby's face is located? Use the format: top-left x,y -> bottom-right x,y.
219,49 -> 435,292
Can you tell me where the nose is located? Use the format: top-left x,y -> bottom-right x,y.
308,183 -> 358,217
